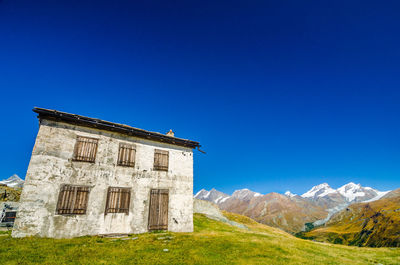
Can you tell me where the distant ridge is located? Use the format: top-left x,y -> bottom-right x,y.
302,190 -> 400,247
0,174 -> 24,188
195,182 -> 392,233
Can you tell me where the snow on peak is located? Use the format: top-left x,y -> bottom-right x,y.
284,191 -> 297,197
338,182 -> 361,191
337,182 -> 376,202
301,183 -> 336,198
194,189 -> 207,198
339,183 -> 391,203
301,182 -> 389,202
194,188 -> 231,204
337,185 -> 365,201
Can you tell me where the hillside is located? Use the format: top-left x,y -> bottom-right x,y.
0,186 -> 21,202
301,192 -> 400,247
0,213 -> 399,264
383,188 -> 400,199
220,192 -> 327,233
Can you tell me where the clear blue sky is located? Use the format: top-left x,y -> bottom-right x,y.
1,1 -> 399,195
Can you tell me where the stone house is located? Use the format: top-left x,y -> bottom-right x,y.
12,108 -> 200,238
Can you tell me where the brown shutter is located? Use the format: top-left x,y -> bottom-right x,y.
56,185 -> 90,215
73,186 -> 90,214
73,136 -> 98,163
159,190 -> 169,230
154,149 -> 169,171
105,187 -> 131,215
148,189 -> 169,230
148,190 -> 158,230
117,143 -> 136,167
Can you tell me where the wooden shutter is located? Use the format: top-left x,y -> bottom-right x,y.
72,136 -> 98,163
148,189 -> 169,231
154,149 -> 169,171
117,143 -> 136,167
56,185 -> 90,215
105,187 -> 131,215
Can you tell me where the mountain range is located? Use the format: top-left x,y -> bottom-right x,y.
195,183 -> 390,233
300,188 -> 400,247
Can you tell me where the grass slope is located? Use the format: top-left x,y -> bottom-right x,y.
301,195 -> 400,247
0,213 -> 399,264
0,186 -> 21,201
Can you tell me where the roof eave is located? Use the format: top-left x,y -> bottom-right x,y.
33,107 -> 200,149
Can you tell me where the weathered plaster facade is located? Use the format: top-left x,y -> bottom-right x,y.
13,113 -> 197,238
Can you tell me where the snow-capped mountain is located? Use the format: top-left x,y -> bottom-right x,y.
302,182 -> 390,203
194,189 -> 209,198
337,182 -> 385,202
301,183 -> 337,198
301,182 -> 391,226
195,188 -> 262,204
301,183 -> 346,210
194,188 -> 230,204
284,191 -> 297,197
0,174 -> 24,188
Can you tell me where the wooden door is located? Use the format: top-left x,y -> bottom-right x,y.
148,189 -> 169,231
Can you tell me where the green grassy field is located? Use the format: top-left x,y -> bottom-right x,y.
0,213 -> 399,264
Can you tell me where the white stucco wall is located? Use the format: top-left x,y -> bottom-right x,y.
12,119 -> 194,238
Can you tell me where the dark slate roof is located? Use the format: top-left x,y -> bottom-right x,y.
33,107 -> 200,149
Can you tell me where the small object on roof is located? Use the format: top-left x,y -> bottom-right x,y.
166,129 -> 175,137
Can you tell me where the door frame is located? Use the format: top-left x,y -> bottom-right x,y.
148,189 -> 169,231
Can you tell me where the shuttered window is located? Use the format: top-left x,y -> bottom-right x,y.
72,136 -> 98,163
56,185 -> 90,215
154,149 -> 169,171
105,187 -> 131,215
117,143 -> 136,167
